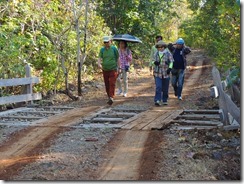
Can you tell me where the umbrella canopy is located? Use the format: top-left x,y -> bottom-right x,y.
112,34 -> 142,43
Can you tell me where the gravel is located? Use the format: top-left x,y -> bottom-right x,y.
12,127 -> 118,180
0,125 -> 25,145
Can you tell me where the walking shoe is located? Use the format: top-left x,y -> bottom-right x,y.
174,91 -> 177,97
155,100 -> 161,106
178,96 -> 182,100
107,97 -> 114,105
116,89 -> 122,95
123,93 -> 127,97
163,101 -> 168,105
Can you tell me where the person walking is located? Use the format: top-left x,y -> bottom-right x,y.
149,35 -> 163,74
170,38 -> 191,100
116,40 -> 132,97
152,41 -> 174,106
98,36 -> 120,105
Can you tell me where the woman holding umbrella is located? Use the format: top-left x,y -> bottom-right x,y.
112,34 -> 141,97
116,41 -> 132,97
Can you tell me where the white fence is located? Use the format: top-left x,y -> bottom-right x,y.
0,64 -> 42,105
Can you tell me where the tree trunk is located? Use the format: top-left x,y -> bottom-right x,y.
81,0 -> 88,74
71,0 -> 82,96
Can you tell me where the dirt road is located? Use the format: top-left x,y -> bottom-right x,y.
0,50 -> 240,180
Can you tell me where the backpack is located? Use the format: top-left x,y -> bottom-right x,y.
101,46 -> 117,59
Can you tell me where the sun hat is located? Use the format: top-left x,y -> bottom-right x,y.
103,36 -> 111,42
155,40 -> 167,48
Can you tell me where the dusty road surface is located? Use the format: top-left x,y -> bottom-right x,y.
0,50 -> 240,181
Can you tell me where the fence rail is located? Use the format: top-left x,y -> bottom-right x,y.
211,66 -> 240,130
0,77 -> 39,87
0,64 -> 42,106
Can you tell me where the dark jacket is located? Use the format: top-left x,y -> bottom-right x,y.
171,46 -> 191,70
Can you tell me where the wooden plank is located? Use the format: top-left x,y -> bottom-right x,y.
0,93 -> 42,105
78,123 -> 122,129
91,117 -> 124,123
106,112 -> 137,115
0,122 -> 31,126
97,112 -> 136,118
122,110 -> 162,130
171,125 -> 218,130
82,108 -> 111,122
35,106 -> 75,110
171,120 -> 222,126
177,114 -> 220,120
183,109 -> 220,114
0,107 -> 30,116
23,106 -> 100,127
154,110 -> 184,130
97,114 -> 133,118
132,111 -> 164,130
0,115 -> 43,120
212,66 -> 240,125
0,77 -> 40,87
223,125 -> 240,131
112,108 -> 145,113
116,112 -> 144,128
15,111 -> 60,115
142,111 -> 172,130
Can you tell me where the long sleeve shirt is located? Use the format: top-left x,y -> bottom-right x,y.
149,45 -> 157,67
119,48 -> 132,70
153,48 -> 174,78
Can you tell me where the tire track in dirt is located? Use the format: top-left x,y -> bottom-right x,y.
97,130 -> 148,180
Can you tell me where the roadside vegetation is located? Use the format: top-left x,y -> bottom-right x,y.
0,0 -> 240,98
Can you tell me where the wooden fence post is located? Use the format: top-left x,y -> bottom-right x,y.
25,64 -> 33,105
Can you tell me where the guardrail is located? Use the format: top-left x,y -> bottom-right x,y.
0,64 -> 42,105
211,66 -> 240,130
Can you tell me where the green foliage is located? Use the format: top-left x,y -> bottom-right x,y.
0,0 -> 240,96
226,67 -> 240,87
182,0 -> 240,72
95,0 -> 191,64
0,0 -> 110,94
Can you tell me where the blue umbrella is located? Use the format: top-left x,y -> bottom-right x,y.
112,34 -> 142,43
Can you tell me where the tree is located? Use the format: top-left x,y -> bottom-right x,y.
182,0 -> 240,71
0,0 -> 111,99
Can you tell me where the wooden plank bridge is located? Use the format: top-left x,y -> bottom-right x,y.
0,105 -> 222,131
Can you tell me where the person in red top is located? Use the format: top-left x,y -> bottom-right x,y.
116,41 -> 132,97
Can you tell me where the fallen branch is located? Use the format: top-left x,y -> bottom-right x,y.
58,89 -> 80,101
